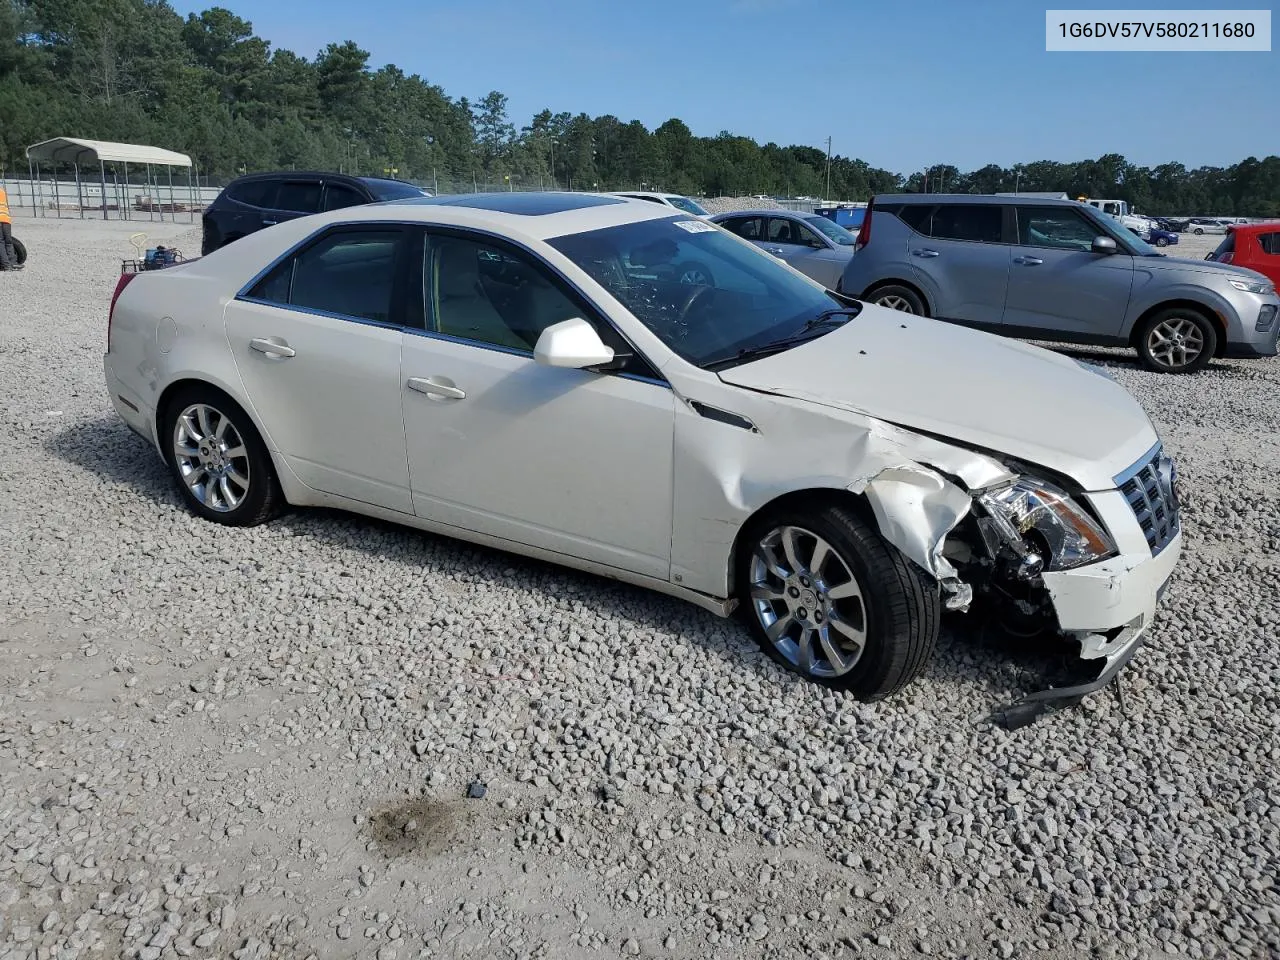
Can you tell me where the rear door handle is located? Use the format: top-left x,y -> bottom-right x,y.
407,376 -> 466,401
249,337 -> 295,358
911,248 -> 940,258
1013,256 -> 1044,265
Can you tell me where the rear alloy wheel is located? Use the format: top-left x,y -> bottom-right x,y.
869,284 -> 925,315
163,386 -> 283,525
1136,308 -> 1217,374
737,504 -> 940,700
1193,227 -> 1205,235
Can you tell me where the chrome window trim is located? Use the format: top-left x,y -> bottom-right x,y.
232,217 -> 672,389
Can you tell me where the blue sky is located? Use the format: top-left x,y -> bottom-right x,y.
169,0 -> 1275,175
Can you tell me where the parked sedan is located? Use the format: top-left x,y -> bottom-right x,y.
609,191 -> 712,219
1186,218 -> 1228,235
709,209 -> 856,289
106,191 -> 1182,705
1145,226 -> 1180,247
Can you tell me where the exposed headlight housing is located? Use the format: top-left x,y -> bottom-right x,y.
1228,277 -> 1275,296
977,477 -> 1116,571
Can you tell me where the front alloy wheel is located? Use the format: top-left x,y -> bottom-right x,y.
1137,308 -> 1216,373
749,525 -> 867,678
737,503 -> 941,700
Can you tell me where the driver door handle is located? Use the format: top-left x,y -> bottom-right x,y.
1013,255 -> 1044,265
407,376 -> 466,401
911,248 -> 940,258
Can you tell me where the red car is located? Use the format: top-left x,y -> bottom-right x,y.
1206,223 -> 1280,287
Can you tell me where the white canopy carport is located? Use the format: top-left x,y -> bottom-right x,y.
25,137 -> 198,222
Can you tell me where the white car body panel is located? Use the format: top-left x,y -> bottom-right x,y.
400,330 -> 676,579
104,193 -> 1180,684
224,298 -> 412,512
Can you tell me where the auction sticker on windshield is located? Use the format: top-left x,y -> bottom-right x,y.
671,220 -> 717,234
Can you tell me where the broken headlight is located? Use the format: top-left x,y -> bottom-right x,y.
977,478 -> 1116,571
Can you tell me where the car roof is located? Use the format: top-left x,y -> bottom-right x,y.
709,209 -> 810,219
876,193 -> 1081,207
321,190 -> 687,240
1228,222 -> 1278,233
611,191 -> 690,200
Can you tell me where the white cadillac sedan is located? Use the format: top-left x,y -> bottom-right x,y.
105,192 -> 1182,706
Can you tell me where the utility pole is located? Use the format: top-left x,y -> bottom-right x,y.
824,136 -> 832,201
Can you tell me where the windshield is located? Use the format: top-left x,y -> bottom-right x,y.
666,195 -> 711,217
361,178 -> 428,200
804,215 -> 856,245
547,216 -> 848,368
1081,206 -> 1163,257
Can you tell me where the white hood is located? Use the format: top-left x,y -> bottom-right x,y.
716,307 -> 1159,491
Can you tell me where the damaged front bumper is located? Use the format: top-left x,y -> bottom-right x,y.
993,488 -> 1182,728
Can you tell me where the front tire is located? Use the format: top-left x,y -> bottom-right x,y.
13,237 -> 26,266
1135,308 -> 1217,374
867,283 -> 925,315
162,385 -> 283,526
1155,236 -> 1168,247
736,503 -> 940,700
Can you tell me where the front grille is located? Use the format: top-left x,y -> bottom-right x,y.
1117,446 -> 1180,556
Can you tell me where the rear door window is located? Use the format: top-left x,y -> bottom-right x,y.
274,181 -> 323,214
925,204 -> 1004,243
721,216 -> 765,241
1257,232 -> 1280,256
247,228 -> 405,325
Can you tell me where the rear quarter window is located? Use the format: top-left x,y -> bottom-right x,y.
1208,234 -> 1234,260
1258,232 -> 1280,256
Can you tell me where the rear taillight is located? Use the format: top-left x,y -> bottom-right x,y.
1218,252 -> 1234,264
108,273 -> 136,351
854,200 -> 873,251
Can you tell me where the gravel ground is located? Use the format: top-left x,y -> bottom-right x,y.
2,216 -> 1278,960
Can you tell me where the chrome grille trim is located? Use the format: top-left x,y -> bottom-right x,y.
1113,443 -> 1180,556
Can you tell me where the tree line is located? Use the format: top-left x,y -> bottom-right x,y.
2,0 -> 1277,215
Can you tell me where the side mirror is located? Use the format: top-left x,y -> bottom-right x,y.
534,317 -> 615,369
1091,236 -> 1118,255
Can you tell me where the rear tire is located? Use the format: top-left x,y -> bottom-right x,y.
1135,307 -> 1217,374
866,283 -> 925,315
161,385 -> 284,526
1193,227 -> 1204,235
736,502 -> 940,700
13,237 -> 26,266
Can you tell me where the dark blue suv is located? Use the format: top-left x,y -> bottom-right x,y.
201,172 -> 428,255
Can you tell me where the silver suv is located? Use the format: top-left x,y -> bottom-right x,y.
840,194 -> 1279,373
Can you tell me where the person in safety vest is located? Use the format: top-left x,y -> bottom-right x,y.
0,185 -> 19,271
